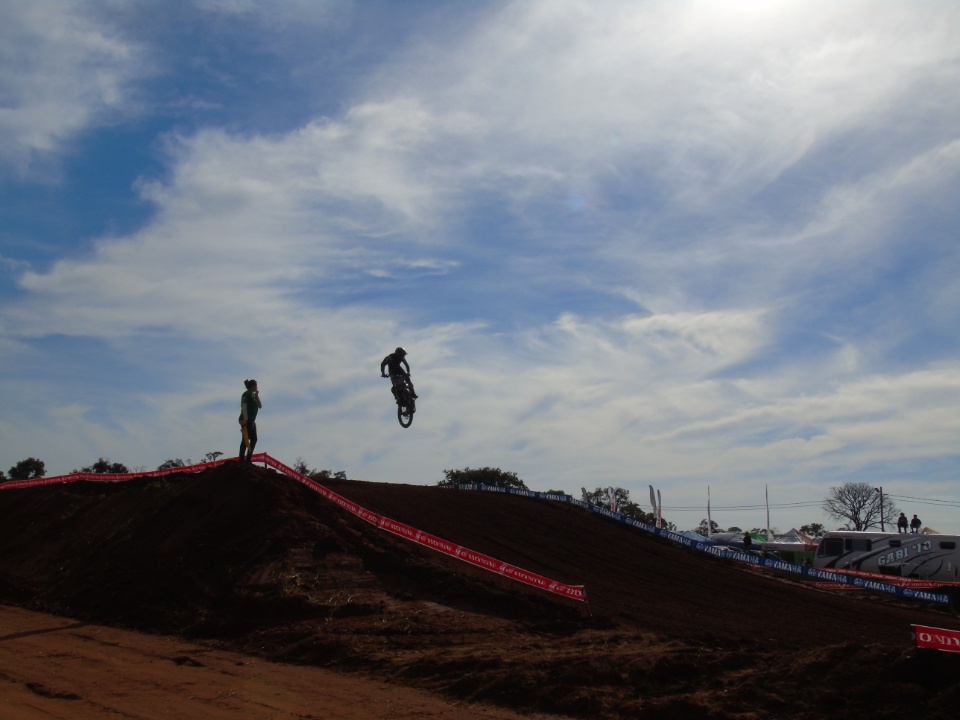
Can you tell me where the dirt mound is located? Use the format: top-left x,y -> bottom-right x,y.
1,464 -> 958,719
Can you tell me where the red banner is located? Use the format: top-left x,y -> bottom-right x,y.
809,581 -> 956,590
0,458 -> 234,490
807,566 -> 960,589
254,456 -> 586,601
374,516 -> 586,601
912,625 -> 960,653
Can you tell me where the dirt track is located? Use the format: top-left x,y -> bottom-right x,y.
0,604 -> 564,719
1,464 -> 958,719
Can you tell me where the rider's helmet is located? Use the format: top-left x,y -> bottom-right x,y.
395,347 -> 407,357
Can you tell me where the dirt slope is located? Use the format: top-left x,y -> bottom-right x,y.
0,603 -> 568,720
1,464 -> 958,719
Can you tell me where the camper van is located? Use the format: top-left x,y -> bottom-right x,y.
814,531 -> 959,582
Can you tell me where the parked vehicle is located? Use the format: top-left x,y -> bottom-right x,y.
814,531 -> 959,582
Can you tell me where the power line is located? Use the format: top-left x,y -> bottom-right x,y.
887,494 -> 960,508
661,495 -> 959,513
662,501 -> 822,511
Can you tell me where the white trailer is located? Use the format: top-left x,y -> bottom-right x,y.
814,531 -> 959,582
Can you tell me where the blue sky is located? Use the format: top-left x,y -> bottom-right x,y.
2,0 -> 958,533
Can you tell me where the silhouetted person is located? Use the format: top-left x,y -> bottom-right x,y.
897,512 -> 908,533
381,347 -> 417,398
239,378 -> 261,462
910,514 -> 922,533
742,532 -> 752,553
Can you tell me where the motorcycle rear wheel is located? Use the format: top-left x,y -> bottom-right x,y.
397,402 -> 414,427
395,379 -> 415,428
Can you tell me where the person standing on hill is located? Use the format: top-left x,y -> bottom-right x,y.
910,514 -> 922,533
897,512 -> 908,533
239,379 -> 262,462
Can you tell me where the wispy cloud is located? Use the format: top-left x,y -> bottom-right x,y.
1,0 -> 957,531
0,1 -> 151,178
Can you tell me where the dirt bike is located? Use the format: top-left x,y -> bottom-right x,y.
384,374 -> 416,427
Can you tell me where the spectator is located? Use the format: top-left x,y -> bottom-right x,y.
897,512 -> 908,534
742,532 -> 753,553
910,514 -> 922,533
239,379 -> 262,462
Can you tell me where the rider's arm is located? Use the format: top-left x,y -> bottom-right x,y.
402,358 -> 411,375
380,356 -> 389,376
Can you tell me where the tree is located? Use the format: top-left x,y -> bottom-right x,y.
204,451 -> 223,463
584,486 -> 632,512
8,457 -> 46,480
696,518 -> 721,536
823,482 -> 898,531
77,458 -> 129,474
439,467 -> 527,490
157,458 -> 188,470
293,458 -> 346,480
800,523 -> 825,537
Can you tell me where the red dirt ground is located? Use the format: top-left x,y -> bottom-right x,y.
1,463 -> 958,719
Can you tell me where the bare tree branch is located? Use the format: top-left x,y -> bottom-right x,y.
822,482 -> 899,531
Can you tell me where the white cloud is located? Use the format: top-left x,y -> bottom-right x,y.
0,0 -> 150,177
1,1 -> 958,532
362,0 -> 960,211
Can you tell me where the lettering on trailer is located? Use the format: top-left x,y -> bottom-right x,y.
878,540 -> 933,567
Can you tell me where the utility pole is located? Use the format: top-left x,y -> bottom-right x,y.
875,486 -> 884,531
